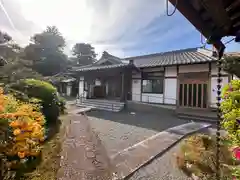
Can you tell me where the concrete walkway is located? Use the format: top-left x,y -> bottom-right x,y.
57,108 -> 113,180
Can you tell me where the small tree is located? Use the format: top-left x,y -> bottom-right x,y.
222,54 -> 240,78
23,26 -> 68,76
72,43 -> 97,65
0,31 -> 12,44
0,58 -> 42,84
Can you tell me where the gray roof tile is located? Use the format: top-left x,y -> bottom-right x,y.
71,63 -> 132,72
124,48 -> 216,68
71,48 -> 218,72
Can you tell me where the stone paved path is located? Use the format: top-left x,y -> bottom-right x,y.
57,108 -> 113,180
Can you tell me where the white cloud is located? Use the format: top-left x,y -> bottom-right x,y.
0,0 -> 169,57
0,0 -> 42,45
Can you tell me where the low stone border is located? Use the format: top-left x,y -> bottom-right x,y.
111,122 -> 211,180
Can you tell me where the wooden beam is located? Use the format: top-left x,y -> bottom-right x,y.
230,11 -> 240,20
226,0 -> 240,12
201,0 -> 232,33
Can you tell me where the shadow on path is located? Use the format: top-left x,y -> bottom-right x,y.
86,109 -> 190,132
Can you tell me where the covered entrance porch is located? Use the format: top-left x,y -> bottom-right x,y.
75,63 -> 138,102
84,74 -> 123,100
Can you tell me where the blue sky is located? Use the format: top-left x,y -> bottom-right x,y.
0,0 -> 239,58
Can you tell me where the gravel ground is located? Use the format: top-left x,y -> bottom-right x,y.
127,128 -> 225,180
87,115 -> 158,156
127,141 -> 191,180
65,103 -> 220,180
86,110 -> 190,156
85,109 -> 219,180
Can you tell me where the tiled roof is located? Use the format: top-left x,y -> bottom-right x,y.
124,48 -> 217,68
71,63 -> 133,72
44,73 -> 76,83
70,48 -> 219,72
225,52 -> 240,57
94,51 -> 123,65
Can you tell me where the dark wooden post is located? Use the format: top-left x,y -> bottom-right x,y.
121,72 -> 125,102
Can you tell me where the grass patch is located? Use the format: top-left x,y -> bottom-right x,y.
21,115 -> 68,180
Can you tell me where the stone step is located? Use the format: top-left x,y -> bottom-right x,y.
77,103 -> 124,112
81,99 -> 125,106
88,106 -> 121,112
69,107 -> 92,114
111,122 -> 211,180
82,101 -> 124,108
81,102 -> 124,109
76,99 -> 125,112
177,113 -> 218,122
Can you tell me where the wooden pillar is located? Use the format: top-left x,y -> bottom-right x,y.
59,83 -> 62,94
121,72 -> 125,102
176,65 -> 180,109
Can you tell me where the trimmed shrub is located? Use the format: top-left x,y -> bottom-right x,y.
220,79 -> 240,146
176,134 -> 239,180
9,79 -> 61,124
57,96 -> 66,114
0,87 -> 45,176
220,79 -> 240,178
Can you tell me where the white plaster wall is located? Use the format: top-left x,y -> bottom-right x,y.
95,79 -> 101,85
79,76 -> 84,96
142,67 -> 164,72
132,72 -> 141,79
233,75 -> 239,80
79,81 -> 84,95
164,78 -> 177,104
66,85 -> 71,96
165,66 -> 177,77
179,64 -> 209,73
210,76 -> 229,108
132,79 -> 141,101
141,93 -> 163,103
89,85 -> 94,98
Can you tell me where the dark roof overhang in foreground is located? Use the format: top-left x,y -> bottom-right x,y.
168,0 -> 240,54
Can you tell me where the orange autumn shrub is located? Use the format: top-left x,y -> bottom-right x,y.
0,87 -> 45,162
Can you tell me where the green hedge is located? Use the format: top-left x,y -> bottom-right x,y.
9,79 -> 63,124
57,96 -> 66,114
220,79 -> 240,146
